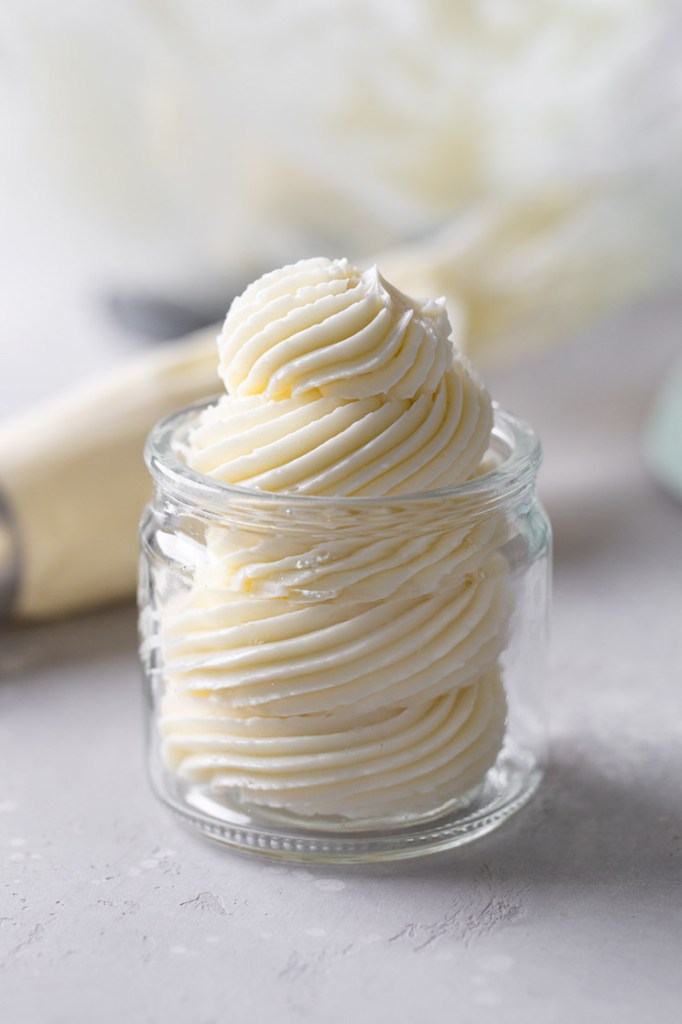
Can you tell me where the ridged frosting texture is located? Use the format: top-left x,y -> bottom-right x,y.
160,257 -> 511,822
161,670 -> 507,820
186,370 -> 489,496
162,553 -> 511,717
186,257 -> 492,496
217,257 -> 452,401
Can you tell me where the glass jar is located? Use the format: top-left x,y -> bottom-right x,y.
139,399 -> 551,863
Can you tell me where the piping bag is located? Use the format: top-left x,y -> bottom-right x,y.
0,328 -> 219,620
1,176 -> 675,620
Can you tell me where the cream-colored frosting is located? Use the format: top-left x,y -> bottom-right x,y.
162,553 -> 511,717
187,370 -> 490,496
218,258 -> 452,401
191,258 -> 492,495
160,257 -> 510,822
198,515 -> 507,602
161,670 -> 506,820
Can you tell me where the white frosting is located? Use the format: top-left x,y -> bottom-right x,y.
218,258 -> 453,401
161,670 -> 506,820
190,258 -> 492,496
160,257 -> 510,822
187,369 -> 490,496
163,553 -> 511,717
199,514 -> 507,602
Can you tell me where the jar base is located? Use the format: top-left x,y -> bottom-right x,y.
151,747 -> 543,864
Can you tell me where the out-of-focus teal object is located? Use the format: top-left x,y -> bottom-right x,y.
645,358 -> 682,501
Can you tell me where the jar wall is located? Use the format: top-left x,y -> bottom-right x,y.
138,404 -> 551,862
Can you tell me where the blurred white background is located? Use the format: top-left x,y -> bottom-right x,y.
1,1 -> 681,401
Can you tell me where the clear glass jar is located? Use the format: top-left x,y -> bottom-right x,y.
139,399 -> 551,863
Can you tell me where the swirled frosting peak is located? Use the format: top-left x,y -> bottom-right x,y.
189,257 -> 492,496
217,257 -> 455,401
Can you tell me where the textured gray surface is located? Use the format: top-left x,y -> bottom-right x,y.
2,295 -> 682,1022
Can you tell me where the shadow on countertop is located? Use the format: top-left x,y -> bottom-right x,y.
327,747 -> 682,889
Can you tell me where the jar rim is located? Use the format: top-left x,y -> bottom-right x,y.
146,395 -> 540,516
146,396 -> 542,514
145,397 -> 542,516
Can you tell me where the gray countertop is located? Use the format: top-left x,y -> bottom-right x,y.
1,279 -> 681,1022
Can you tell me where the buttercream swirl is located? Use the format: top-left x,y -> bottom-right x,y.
161,670 -> 506,820
186,368 -> 491,496
160,257 -> 511,823
163,553 -> 511,717
218,258 -> 453,401
199,514 -> 507,602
